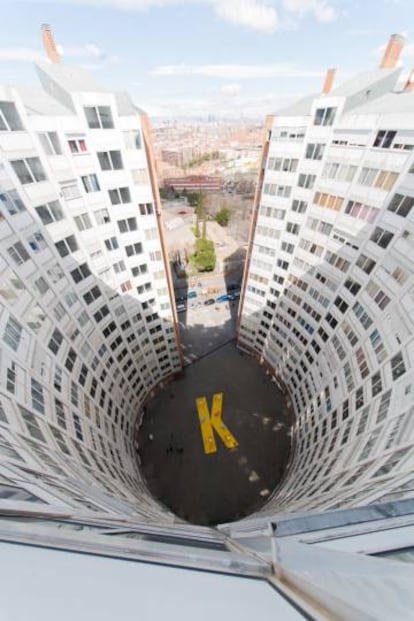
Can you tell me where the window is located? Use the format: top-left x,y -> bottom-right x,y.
7,241 -> 30,265
38,131 -> 61,155
84,106 -> 114,129
344,278 -> 361,296
11,158 -> 46,184
291,200 -> 307,213
48,328 -> 63,355
334,296 -> 348,314
314,192 -> 343,211
314,107 -> 337,126
64,348 -> 76,373
391,352 -> 406,381
104,236 -> 119,251
263,183 -> 291,197
387,193 -> 414,218
68,138 -> 87,153
356,254 -> 376,275
0,101 -> 23,131
81,174 -> 100,193
305,143 -> 325,160
35,200 -> 64,225
109,187 -> 131,205
118,217 -> 137,233
371,372 -> 382,397
30,378 -> 45,414
0,189 -> 26,215
27,231 -> 47,253
55,234 -> 79,258
298,174 -> 316,189
131,263 -> 147,276
370,226 -> 394,249
375,170 -> 398,191
267,157 -> 298,172
123,130 -> 142,150
34,276 -> 48,295
3,316 -> 22,351
19,406 -> 46,442
125,242 -> 143,257
98,150 -> 123,170
74,212 -> 93,231
344,201 -> 378,223
70,262 -> 91,284
94,208 -> 110,225
113,260 -> 126,273
373,130 -> 396,149
83,285 -> 101,305
139,203 -> 154,216
353,302 -> 373,329
60,180 -> 81,200
94,304 -> 109,322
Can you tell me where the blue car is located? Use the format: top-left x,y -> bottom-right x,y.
216,293 -> 231,303
187,290 -> 197,299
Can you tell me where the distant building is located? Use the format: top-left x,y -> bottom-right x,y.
164,174 -> 224,192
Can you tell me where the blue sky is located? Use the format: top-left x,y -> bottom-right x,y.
1,0 -> 414,119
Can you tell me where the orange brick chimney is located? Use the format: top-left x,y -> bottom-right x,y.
322,68 -> 336,94
379,33 -> 405,69
404,68 -> 414,91
41,23 -> 60,63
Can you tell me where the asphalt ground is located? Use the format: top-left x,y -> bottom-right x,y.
137,341 -> 292,526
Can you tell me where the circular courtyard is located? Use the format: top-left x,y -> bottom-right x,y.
137,342 -> 292,526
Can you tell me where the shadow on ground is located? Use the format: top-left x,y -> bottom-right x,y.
137,341 -> 291,526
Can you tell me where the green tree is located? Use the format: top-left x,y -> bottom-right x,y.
192,238 -> 216,272
215,207 -> 231,227
202,213 -> 207,239
187,192 -> 199,207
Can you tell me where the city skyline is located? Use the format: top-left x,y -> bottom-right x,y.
0,0 -> 413,118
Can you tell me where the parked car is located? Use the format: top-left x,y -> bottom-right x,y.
231,291 -> 241,299
204,298 -> 215,306
176,303 -> 186,313
216,293 -> 231,303
187,290 -> 197,299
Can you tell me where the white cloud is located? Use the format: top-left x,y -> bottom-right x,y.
282,0 -> 336,23
220,83 -> 242,95
0,47 -> 46,62
140,89 -> 297,118
213,0 -> 278,33
152,62 -> 324,79
14,0 -> 337,31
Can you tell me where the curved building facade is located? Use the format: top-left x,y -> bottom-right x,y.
237,45 -> 414,517
1,32 -> 414,620
0,60 -> 182,522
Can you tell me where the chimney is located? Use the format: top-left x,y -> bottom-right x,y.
41,23 -> 60,63
322,68 -> 336,94
404,68 -> 414,91
379,33 -> 405,69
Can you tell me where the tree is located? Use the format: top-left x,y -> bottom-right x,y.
191,238 -> 216,272
202,213 -> 207,239
187,191 -> 199,207
215,207 -> 231,227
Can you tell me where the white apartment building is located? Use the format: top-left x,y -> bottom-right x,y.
237,35 -> 414,516
0,58 -> 182,521
2,29 -> 414,620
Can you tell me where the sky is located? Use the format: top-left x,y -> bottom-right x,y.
0,0 -> 414,120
